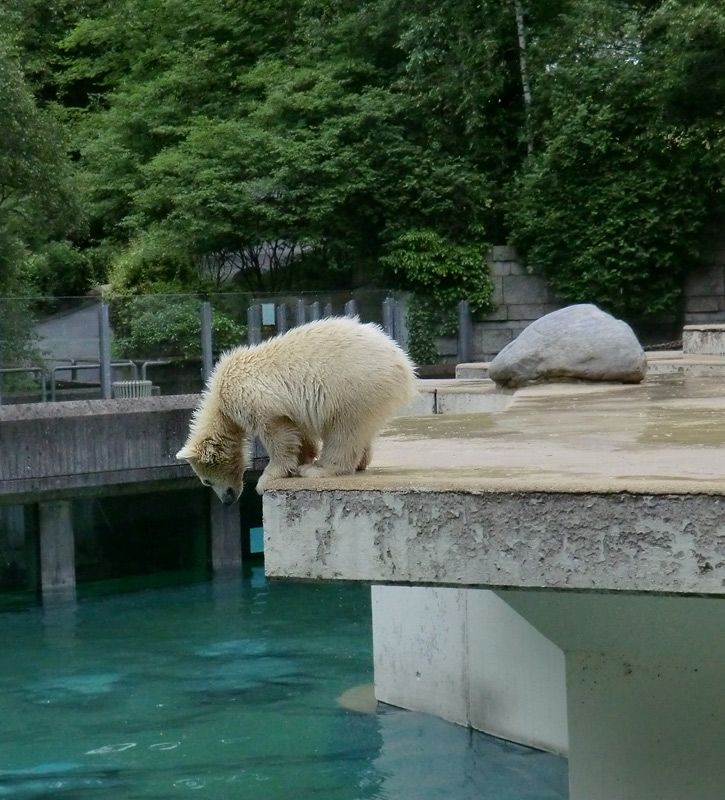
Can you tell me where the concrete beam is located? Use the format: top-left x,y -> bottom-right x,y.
263,489 -> 725,596
0,396 -> 197,502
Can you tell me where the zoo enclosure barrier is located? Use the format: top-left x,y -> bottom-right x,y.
0,291 -> 434,405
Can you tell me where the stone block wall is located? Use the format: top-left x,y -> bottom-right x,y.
684,237 -> 725,324
437,246 -> 561,363
444,236 -> 725,364
474,246 -> 560,361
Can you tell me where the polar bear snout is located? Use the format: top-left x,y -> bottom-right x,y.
219,487 -> 239,505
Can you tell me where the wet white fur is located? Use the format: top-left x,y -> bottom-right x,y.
176,317 -> 418,498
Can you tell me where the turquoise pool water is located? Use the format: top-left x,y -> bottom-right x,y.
0,569 -> 568,799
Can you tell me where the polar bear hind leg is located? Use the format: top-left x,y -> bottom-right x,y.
356,444 -> 372,472
299,434 -> 319,467
299,424 -> 374,479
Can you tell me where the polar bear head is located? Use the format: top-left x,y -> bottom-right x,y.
176,433 -> 247,505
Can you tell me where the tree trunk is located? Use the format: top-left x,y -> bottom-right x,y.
513,0 -> 534,154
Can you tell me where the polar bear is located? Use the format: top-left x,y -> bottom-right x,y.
176,316 -> 417,501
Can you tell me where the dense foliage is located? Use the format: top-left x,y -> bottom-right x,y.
2,0 -> 724,330
0,27 -> 82,295
111,296 -> 246,360
509,1 -> 725,319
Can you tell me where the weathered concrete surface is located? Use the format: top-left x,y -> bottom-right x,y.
264,488 -> 725,594
402,379 -> 514,415
263,376 -> 725,595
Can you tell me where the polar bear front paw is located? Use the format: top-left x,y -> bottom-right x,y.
256,464 -> 295,494
299,464 -> 344,479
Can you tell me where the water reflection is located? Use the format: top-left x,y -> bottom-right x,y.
0,568 -> 567,799
41,588 -> 78,651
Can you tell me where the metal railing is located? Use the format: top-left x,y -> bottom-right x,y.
49,361 -> 138,402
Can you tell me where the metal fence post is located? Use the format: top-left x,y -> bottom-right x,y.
393,297 -> 408,351
382,296 -> 395,340
0,308 -> 3,406
98,303 -> 112,399
323,302 -> 333,318
458,299 -> 472,364
276,304 -> 288,334
200,301 -> 213,383
247,304 -> 262,345
310,301 -> 321,321
295,299 -> 306,327
344,299 -> 358,318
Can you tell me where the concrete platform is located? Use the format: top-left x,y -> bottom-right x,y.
268,374 -> 725,512
263,372 -> 725,800
405,378 -> 514,414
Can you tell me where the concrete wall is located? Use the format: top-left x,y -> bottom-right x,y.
473,246 -> 560,361
435,246 -> 561,363
0,396 -> 198,504
0,395 -> 268,504
684,236 -> 725,324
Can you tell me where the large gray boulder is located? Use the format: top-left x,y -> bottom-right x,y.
488,304 -> 647,388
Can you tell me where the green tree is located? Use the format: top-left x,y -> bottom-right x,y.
0,32 -> 82,293
509,0 -> 725,321
61,0 -> 304,273
62,0 -> 499,304
29,0 -> 724,332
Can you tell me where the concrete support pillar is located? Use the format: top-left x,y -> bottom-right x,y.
372,585 -> 568,754
24,505 -> 40,592
38,501 -> 76,591
209,495 -> 242,572
373,585 -> 725,799
566,651 -> 725,800
499,590 -> 725,800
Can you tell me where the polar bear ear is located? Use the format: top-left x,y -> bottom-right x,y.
195,438 -> 219,464
177,438 -> 219,465
176,445 -> 195,462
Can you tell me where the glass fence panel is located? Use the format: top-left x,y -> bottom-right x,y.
0,291 -> 408,404
0,296 -> 106,405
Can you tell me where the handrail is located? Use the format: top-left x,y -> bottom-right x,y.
140,360 -> 170,381
50,360 -> 137,401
